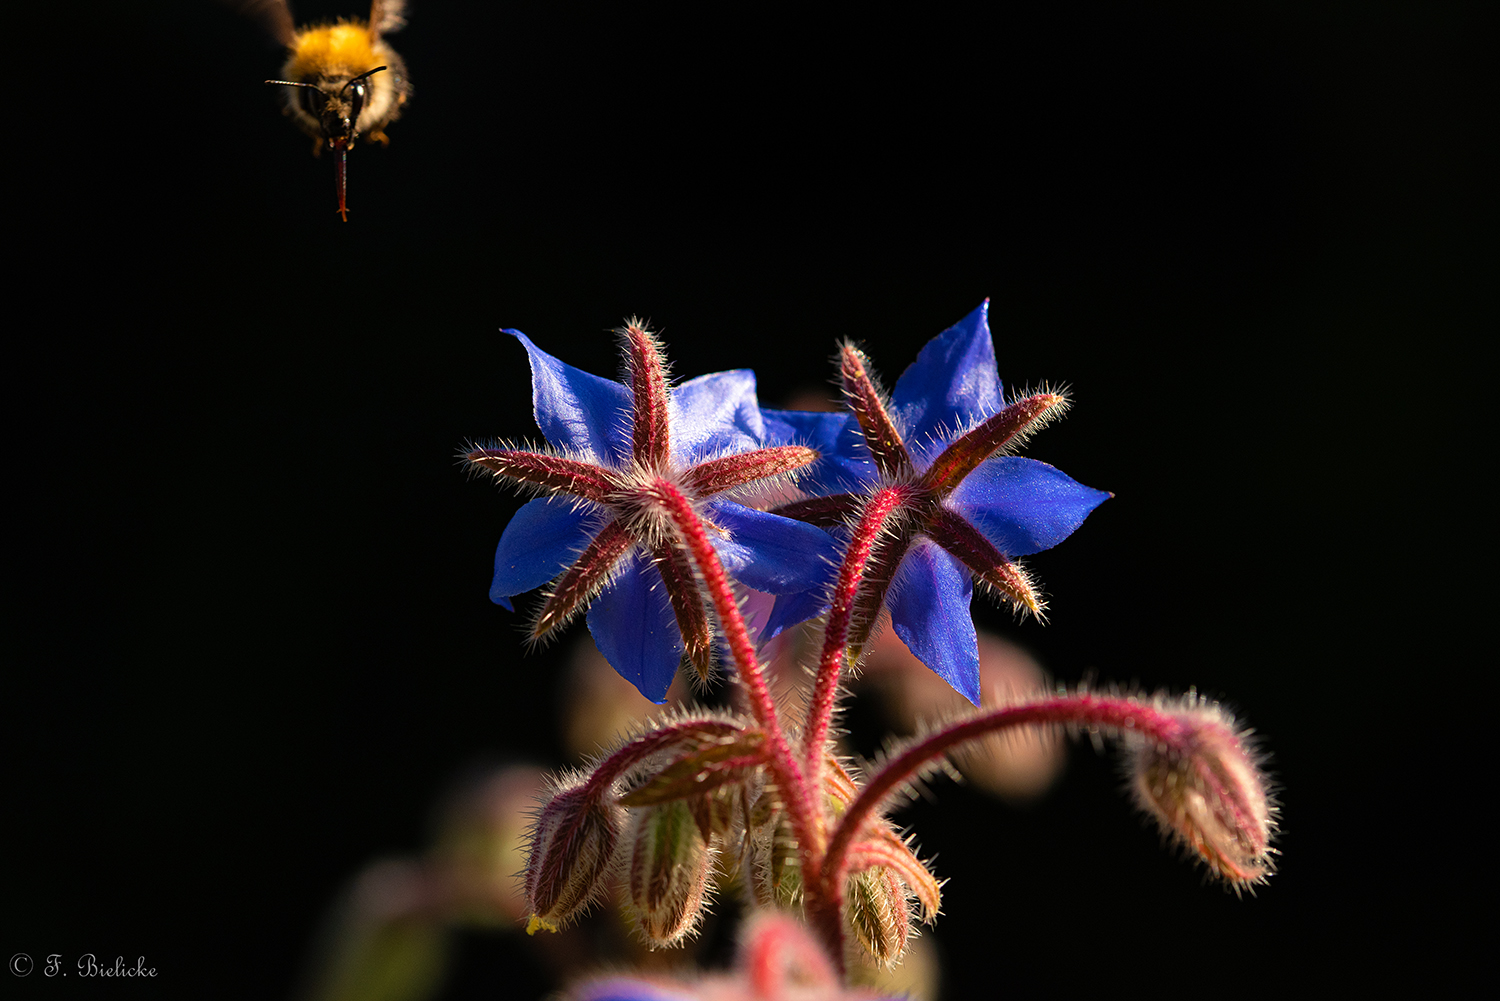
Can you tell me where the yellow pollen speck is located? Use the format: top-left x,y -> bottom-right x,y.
526,914 -> 559,935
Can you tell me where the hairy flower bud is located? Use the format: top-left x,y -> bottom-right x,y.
763,811 -> 803,910
626,799 -> 715,946
1129,700 -> 1275,887
524,780 -> 623,934
844,866 -> 912,967
740,781 -> 808,912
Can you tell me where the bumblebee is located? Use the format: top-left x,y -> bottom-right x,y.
249,0 -> 412,220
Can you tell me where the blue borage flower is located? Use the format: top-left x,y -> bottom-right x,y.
569,983 -> 693,1001
762,302 -> 1110,705
467,323 -> 840,703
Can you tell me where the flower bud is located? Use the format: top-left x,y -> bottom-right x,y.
1129,702 -> 1275,887
744,802 -> 803,911
626,799 -> 715,946
843,867 -> 912,967
524,780 -> 623,934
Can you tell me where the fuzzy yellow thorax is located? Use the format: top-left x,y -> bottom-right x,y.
286,22 -> 379,80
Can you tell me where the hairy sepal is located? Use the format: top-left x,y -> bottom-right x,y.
838,342 -> 913,478
617,731 -> 769,809
917,390 -> 1070,497
523,775 -> 624,934
843,866 -> 912,967
843,828 -> 941,925
464,442 -> 621,505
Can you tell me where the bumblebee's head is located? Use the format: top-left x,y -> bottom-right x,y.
267,66 -> 388,149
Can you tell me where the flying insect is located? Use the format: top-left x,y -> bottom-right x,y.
247,0 -> 412,220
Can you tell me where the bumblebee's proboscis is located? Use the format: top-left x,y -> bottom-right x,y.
245,0 -> 412,221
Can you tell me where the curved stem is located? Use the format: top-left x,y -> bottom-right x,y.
824,694 -> 1188,889
803,486 -> 909,790
581,718 -> 743,798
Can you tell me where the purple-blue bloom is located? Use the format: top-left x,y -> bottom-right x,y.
569,981 -> 696,1001
471,328 -> 840,703
763,301 -> 1110,705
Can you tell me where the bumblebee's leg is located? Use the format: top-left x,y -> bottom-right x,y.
368,129 -> 391,146
310,137 -> 324,157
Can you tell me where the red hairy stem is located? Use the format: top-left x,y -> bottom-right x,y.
623,324 -> 673,468
744,914 -> 842,996
802,894 -> 848,980
824,695 -> 1188,887
841,528 -> 907,657
797,486 -> 913,977
803,486 -> 911,785
580,717 -> 746,799
466,448 -> 621,503
647,481 -> 823,875
651,479 -> 853,962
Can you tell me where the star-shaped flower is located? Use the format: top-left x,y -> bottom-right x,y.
468,323 -> 841,703
763,302 -> 1110,705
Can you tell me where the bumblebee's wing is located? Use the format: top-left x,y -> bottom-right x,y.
228,0 -> 296,47
370,0 -> 408,37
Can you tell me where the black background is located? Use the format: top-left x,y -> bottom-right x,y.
9,1 -> 1487,997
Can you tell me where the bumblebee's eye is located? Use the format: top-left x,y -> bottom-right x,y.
348,80 -> 367,133
299,87 -> 326,117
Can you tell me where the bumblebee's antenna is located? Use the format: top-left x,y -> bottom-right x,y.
341,66 -> 388,95
265,66 -> 388,97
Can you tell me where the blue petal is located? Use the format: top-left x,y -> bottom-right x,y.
571,980 -> 696,1001
490,498 -> 594,609
888,540 -> 981,705
709,501 -> 841,596
762,588 -> 830,639
587,553 -> 682,704
950,457 -> 1111,557
888,302 -> 1004,465
507,330 -> 632,464
671,369 -> 764,462
762,407 -> 876,495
